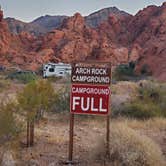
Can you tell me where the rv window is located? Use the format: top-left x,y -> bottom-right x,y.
49,68 -> 54,72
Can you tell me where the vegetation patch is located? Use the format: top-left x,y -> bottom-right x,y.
50,84 -> 70,113
0,102 -> 21,144
6,71 -> 38,84
113,62 -> 137,81
0,79 -> 10,92
93,123 -> 165,166
113,81 -> 166,119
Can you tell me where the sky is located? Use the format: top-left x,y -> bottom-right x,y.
0,0 -> 165,22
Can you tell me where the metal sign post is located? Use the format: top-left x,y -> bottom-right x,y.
68,62 -> 111,163
106,114 -> 110,158
69,113 -> 74,163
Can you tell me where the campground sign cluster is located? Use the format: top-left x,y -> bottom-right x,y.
70,63 -> 111,115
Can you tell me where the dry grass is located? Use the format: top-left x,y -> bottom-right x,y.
0,112 -> 165,166
112,117 -> 166,131
112,81 -> 138,95
123,117 -> 166,131
93,123 -> 165,166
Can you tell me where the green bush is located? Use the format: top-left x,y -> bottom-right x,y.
0,102 -> 20,144
113,62 -> 136,81
118,81 -> 166,119
0,79 -> 10,92
17,79 -> 55,121
7,71 -> 38,84
51,84 -> 70,113
120,101 -> 162,119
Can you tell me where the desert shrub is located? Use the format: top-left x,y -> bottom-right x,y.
7,71 -> 38,83
113,62 -> 136,81
116,81 -> 166,119
0,102 -> 21,144
93,123 -> 165,166
0,79 -> 10,92
17,79 -> 55,121
50,84 -> 70,112
120,102 -> 161,119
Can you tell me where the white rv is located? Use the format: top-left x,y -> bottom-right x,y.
43,63 -> 71,78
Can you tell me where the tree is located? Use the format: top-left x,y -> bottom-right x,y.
17,79 -> 55,147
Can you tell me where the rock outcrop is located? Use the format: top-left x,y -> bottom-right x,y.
129,2 -> 166,81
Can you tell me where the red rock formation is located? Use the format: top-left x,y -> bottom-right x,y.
130,2 -> 166,81
34,12 -> 130,65
0,3 -> 166,81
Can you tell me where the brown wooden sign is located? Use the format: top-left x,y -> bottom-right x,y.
71,63 -> 111,85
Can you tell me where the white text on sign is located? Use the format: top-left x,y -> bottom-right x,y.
70,84 -> 110,115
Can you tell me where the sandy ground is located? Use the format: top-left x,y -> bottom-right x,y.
13,114 -> 166,166
17,114 -> 106,166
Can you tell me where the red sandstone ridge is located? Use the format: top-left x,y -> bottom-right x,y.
129,2 -> 166,81
34,13 -> 129,65
0,3 -> 166,80
0,10 -> 51,70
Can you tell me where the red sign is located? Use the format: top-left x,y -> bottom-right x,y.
70,84 -> 110,115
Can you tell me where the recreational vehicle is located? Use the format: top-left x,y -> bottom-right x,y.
43,63 -> 71,78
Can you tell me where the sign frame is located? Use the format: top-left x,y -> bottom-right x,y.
67,61 -> 111,163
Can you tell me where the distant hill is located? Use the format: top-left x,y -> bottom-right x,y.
5,15 -> 68,36
5,7 -> 130,35
85,7 -> 131,27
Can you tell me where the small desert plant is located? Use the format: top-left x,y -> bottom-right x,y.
0,102 -> 20,144
0,79 -> 10,92
93,123 -> 165,166
51,84 -> 70,112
